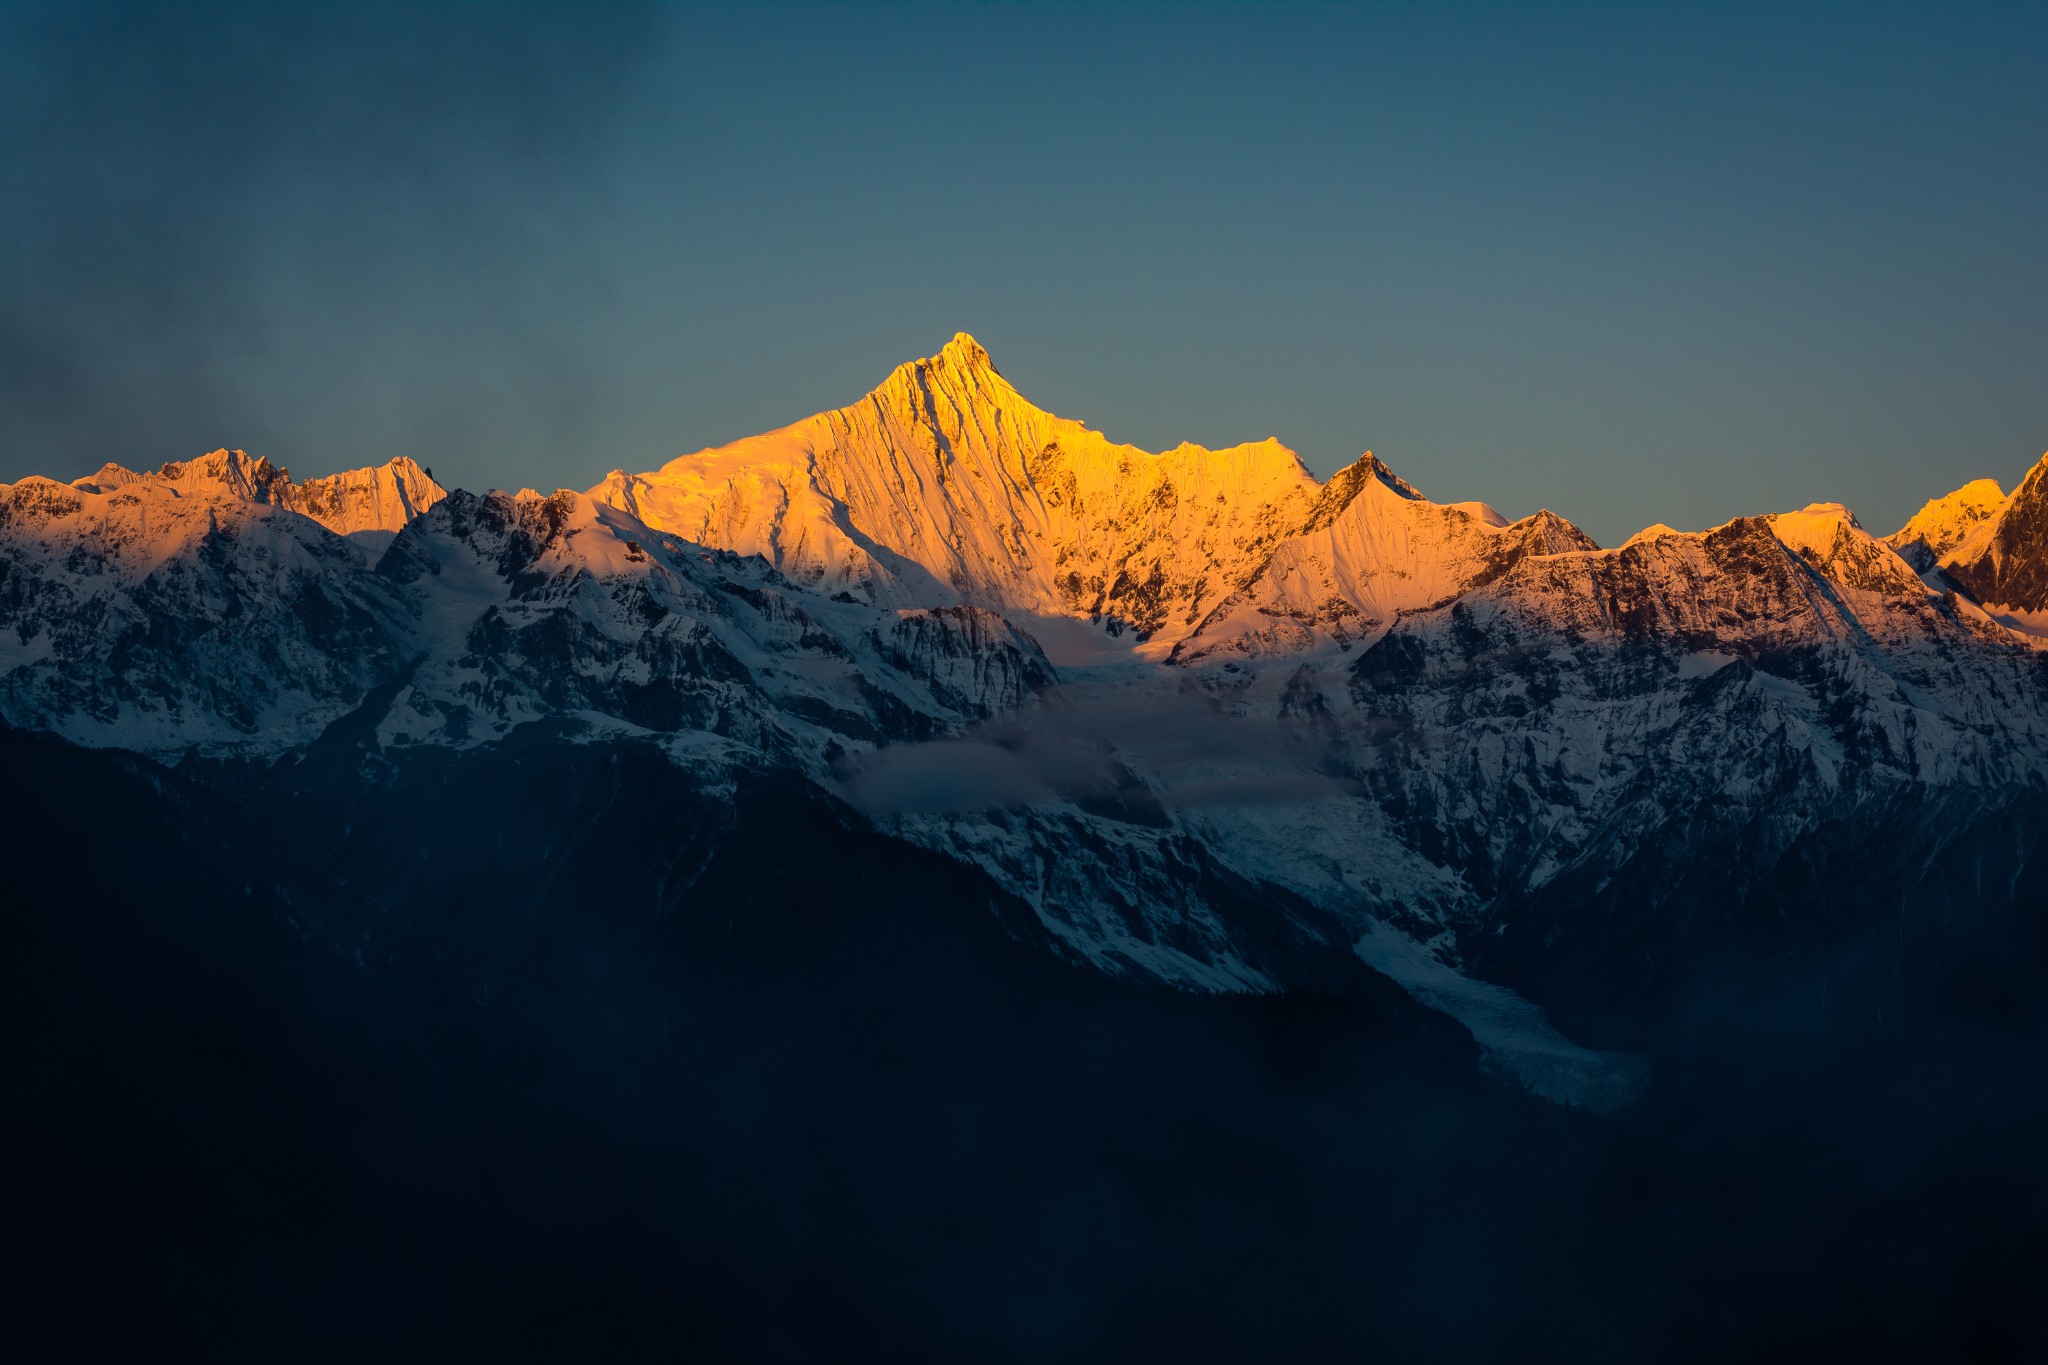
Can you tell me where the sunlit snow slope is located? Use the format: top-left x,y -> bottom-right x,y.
592,334 -> 1597,658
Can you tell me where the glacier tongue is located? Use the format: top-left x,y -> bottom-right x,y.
1354,921 -> 1649,1113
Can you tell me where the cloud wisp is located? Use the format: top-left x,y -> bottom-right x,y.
836,680 -> 1353,819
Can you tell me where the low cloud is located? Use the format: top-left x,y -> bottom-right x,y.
837,682 -> 1352,818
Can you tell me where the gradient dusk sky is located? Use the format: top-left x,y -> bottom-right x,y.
5,1 -> 2044,546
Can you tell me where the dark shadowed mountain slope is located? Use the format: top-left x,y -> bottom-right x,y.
7,724 -> 2048,1362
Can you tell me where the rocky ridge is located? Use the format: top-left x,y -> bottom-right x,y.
591,334 -> 1596,659
6,337 -> 2048,1110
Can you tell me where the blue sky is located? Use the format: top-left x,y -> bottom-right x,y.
5,1 -> 2044,544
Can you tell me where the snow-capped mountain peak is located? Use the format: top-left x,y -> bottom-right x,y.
50,448 -> 446,551
72,447 -> 296,503
9,342 -> 2048,1117
294,454 -> 447,549
1764,501 -> 1934,602
591,335 -> 1598,659
1886,476 -> 2008,572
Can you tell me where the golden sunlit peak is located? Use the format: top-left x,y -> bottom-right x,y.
871,331 -> 1004,396
939,331 -> 994,371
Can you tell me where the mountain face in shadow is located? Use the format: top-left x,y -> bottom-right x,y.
9,725 -> 2048,1362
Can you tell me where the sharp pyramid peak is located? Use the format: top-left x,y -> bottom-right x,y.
1289,452 -> 1406,533
864,333 -> 1305,478
1355,450 -> 1424,500
1323,451 -> 1423,502
862,330 -> 1056,430
879,331 -> 1002,387
939,331 -> 994,370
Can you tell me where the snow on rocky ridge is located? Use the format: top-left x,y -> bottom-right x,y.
1886,477 -> 2007,572
7,334 -> 2048,1112
591,333 -> 1601,661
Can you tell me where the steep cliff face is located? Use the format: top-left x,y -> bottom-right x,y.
0,448 -> 443,751
1940,453 -> 2048,627
295,454 -> 446,549
0,464 -> 1053,761
1329,500 -> 2048,1033
802,481 -> 2048,1101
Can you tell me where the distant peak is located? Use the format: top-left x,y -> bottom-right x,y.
1884,476 -> 2011,572
1785,501 -> 1860,525
149,448 -> 294,503
73,461 -> 144,493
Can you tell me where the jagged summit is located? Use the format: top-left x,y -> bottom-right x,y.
938,330 -> 996,371
868,331 -> 1016,415
1175,454 -> 1599,661
292,455 -> 446,550
4,448 -> 448,557
69,448 -> 297,503
592,333 -> 1594,656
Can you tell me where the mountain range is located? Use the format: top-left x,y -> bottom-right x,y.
6,333 -> 2048,1109
11,333 -> 2048,1357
